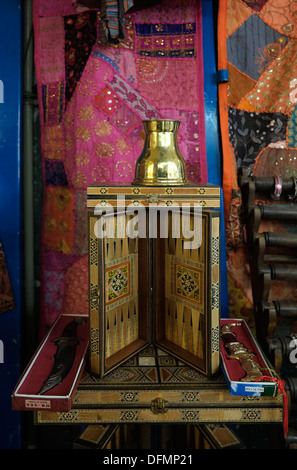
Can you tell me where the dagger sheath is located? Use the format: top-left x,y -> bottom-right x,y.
221,322 -> 263,382
38,317 -> 85,395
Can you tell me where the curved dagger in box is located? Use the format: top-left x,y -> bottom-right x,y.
221,322 -> 263,382
37,317 -> 86,395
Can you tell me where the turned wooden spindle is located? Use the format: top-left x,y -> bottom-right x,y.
258,301 -> 297,345
269,335 -> 297,370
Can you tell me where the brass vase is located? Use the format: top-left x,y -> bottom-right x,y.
133,120 -> 188,186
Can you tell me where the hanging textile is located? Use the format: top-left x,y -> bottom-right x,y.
0,240 -> 15,314
33,0 -> 207,332
218,0 -> 297,326
98,0 -> 133,44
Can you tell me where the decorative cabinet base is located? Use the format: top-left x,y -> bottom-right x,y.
35,345 -> 284,426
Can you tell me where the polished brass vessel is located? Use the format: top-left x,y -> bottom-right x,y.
133,120 -> 188,186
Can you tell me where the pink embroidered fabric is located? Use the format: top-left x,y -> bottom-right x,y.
33,0 -> 207,331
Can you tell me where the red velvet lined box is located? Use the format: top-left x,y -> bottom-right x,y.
12,314 -> 89,412
220,319 -> 278,396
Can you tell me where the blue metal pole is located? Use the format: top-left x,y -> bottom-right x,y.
0,0 -> 22,449
202,0 -> 229,317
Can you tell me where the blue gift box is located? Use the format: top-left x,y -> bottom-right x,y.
220,319 -> 278,397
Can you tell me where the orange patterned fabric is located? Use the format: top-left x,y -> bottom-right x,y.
218,0 -> 297,325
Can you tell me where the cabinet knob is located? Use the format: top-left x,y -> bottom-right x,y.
151,398 -> 168,414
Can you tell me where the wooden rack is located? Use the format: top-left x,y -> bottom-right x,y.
238,168 -> 297,448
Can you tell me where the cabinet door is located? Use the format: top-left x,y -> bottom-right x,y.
154,209 -> 220,376
88,210 -> 150,377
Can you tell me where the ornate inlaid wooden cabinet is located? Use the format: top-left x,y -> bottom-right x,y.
87,184 -> 221,378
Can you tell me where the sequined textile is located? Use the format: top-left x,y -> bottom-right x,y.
33,0 -> 207,330
218,0 -> 297,325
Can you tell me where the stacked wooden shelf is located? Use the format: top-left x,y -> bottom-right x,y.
239,168 -> 297,448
